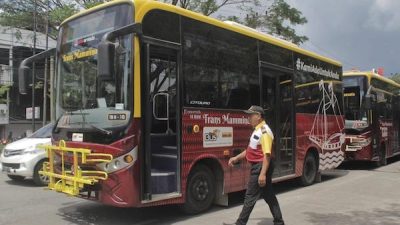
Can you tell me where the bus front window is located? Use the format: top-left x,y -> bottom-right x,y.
55,4 -> 133,140
343,76 -> 367,122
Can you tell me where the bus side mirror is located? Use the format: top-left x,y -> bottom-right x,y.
17,48 -> 55,95
18,66 -> 31,95
363,95 -> 373,110
98,23 -> 142,81
153,93 -> 169,120
393,96 -> 400,111
97,41 -> 115,80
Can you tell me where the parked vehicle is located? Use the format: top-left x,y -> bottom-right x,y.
0,123 -> 53,186
17,0 -> 344,213
343,70 -> 400,166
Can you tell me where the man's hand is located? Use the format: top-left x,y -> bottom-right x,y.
228,157 -> 238,167
258,174 -> 266,187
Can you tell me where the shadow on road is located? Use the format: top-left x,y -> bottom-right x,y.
339,154 -> 400,170
56,171 -> 348,225
305,203 -> 400,225
4,178 -> 39,187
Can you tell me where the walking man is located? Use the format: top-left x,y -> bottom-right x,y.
228,105 -> 285,225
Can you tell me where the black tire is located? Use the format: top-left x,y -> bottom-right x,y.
7,175 -> 25,181
300,152 -> 318,186
181,164 -> 216,214
376,145 -> 387,167
33,159 -> 49,186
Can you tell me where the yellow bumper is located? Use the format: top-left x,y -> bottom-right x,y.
39,140 -> 113,196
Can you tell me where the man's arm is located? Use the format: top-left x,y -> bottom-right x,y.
258,154 -> 270,187
258,130 -> 273,187
228,150 -> 246,167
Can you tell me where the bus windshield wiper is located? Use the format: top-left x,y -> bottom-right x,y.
64,121 -> 112,136
86,123 -> 112,136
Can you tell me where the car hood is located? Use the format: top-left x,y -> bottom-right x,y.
4,138 -> 51,151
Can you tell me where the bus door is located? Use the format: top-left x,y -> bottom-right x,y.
261,66 -> 295,177
142,39 -> 181,201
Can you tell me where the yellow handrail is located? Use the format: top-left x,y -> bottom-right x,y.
38,140 -> 113,196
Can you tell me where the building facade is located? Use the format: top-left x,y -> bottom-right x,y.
0,26 -> 56,140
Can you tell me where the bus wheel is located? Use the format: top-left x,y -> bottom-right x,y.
181,164 -> 216,214
376,145 -> 387,167
300,152 -> 318,186
33,160 -> 49,186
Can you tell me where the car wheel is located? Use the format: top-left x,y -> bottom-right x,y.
33,159 -> 49,186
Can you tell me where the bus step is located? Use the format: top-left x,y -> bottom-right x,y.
161,145 -> 178,154
152,153 -> 177,171
151,169 -> 177,194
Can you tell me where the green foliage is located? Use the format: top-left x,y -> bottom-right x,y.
390,73 -> 400,84
1,0 -> 308,45
236,0 -> 308,44
0,85 -> 10,104
0,0 -> 108,39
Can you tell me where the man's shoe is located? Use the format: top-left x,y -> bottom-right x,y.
273,219 -> 285,225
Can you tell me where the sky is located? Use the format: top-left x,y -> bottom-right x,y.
219,0 -> 400,76
286,0 -> 400,76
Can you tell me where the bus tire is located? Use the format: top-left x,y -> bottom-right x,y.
376,144 -> 387,167
300,152 -> 318,186
7,175 -> 25,181
33,159 -> 49,186
181,164 -> 216,214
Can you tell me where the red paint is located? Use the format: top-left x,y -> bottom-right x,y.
54,109 -> 345,207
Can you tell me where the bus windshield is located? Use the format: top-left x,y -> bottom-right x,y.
55,4 -> 133,131
343,76 -> 367,121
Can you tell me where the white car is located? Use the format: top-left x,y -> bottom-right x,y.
0,123 -> 53,186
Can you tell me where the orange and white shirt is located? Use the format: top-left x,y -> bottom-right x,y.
246,121 -> 274,163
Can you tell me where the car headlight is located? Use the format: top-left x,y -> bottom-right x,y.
23,145 -> 42,154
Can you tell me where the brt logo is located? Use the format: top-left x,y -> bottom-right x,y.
205,132 -> 218,141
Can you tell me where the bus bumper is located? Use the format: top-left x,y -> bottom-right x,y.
39,140 -> 113,196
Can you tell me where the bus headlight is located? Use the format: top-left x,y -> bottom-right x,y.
97,146 -> 137,173
350,137 -> 371,147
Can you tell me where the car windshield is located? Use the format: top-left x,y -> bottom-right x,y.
30,123 -> 54,138
55,4 -> 133,131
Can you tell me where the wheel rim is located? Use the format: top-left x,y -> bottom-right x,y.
191,174 -> 209,201
39,172 -> 49,184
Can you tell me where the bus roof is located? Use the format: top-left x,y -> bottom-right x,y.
61,0 -> 341,67
344,70 -> 400,88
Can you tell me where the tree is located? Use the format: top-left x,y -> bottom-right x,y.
0,85 -> 10,104
0,0 -> 107,39
1,0 -> 307,44
162,0 -> 253,16
237,0 -> 308,44
390,73 -> 400,84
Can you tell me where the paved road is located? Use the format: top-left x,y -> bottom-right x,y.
1,158 -> 400,225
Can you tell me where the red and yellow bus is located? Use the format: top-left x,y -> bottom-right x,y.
343,70 -> 400,165
19,0 -> 344,213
